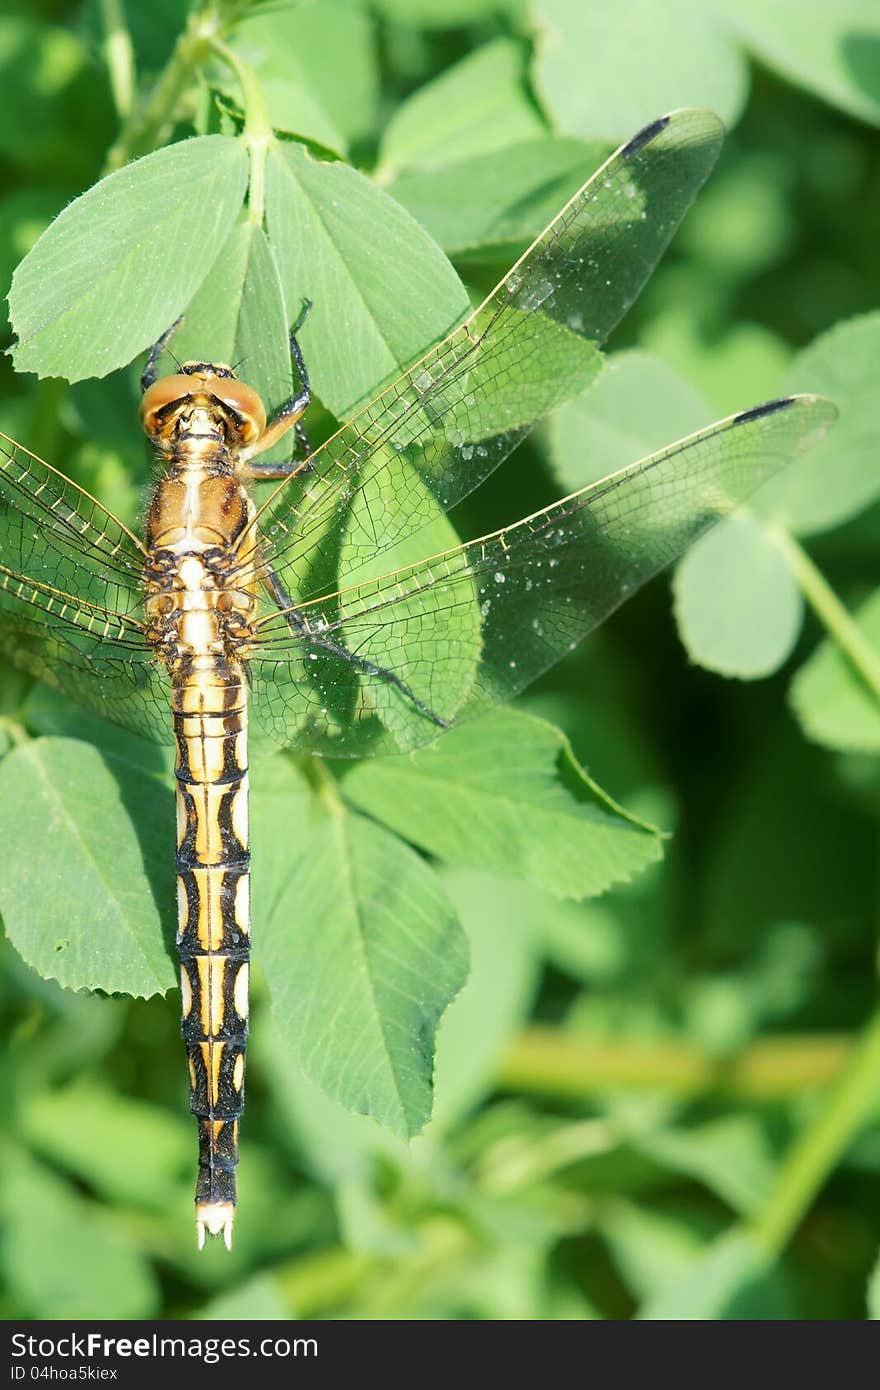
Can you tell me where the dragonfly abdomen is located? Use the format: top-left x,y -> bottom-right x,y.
173,662 -> 250,1251
141,435 -> 259,1249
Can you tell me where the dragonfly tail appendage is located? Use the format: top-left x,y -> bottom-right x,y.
173,664 -> 250,1251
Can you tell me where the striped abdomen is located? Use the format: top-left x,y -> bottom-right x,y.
174,660 -> 250,1250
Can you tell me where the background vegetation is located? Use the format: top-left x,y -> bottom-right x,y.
0,0 -> 878,1320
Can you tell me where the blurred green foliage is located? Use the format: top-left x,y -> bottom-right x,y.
0,0 -> 879,1321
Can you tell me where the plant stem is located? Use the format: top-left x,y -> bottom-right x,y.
476,1118 -> 614,1192
749,1005 -> 880,1257
208,36 -> 275,226
276,1246 -> 374,1315
770,525 -> 880,703
298,754 -> 345,816
99,0 -> 136,120
499,1027 -> 853,1101
104,2 -> 228,170
0,716 -> 29,748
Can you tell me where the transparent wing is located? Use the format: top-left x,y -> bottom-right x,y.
0,429 -> 146,594
244,396 -> 836,756
252,109 -> 725,602
0,431 -> 169,742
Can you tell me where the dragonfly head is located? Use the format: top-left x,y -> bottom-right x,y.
140,363 -> 267,452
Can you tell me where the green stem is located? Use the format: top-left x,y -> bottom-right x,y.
499,1027 -> 853,1101
750,1005 -> 880,1257
476,1118 -> 614,1193
208,36 -> 275,226
276,1247 -> 374,1315
275,1218 -> 470,1316
770,525 -> 880,703
0,716 -> 29,748
99,0 -> 136,119
298,754 -> 345,816
104,2 -> 227,170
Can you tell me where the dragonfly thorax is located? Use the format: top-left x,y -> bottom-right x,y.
143,541 -> 256,667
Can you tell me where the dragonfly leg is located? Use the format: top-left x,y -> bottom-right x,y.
243,422 -> 312,481
260,564 -> 449,730
141,316 -> 184,394
241,301 -> 314,473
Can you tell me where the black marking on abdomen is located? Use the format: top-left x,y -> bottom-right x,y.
173,676 -> 250,1226
176,780 -> 249,867
196,1119 -> 239,1206
186,1036 -> 247,1117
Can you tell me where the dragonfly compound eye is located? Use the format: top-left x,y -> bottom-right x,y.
140,374 -> 267,446
202,377 -> 267,446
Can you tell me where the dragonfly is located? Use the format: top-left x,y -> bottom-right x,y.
0,109 -> 834,1249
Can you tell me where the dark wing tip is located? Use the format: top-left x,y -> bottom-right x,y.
621,115 -> 671,160
732,397 -> 797,426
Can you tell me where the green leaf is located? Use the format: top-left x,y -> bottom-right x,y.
248,754 -> 318,912
531,0 -> 747,141
522,681 -> 671,819
673,151 -> 796,282
340,708 -> 663,899
9,135 -> 249,381
337,446 -> 482,747
389,137 -> 606,256
431,868 -> 542,1126
151,220 -> 294,462
198,1275 -> 292,1321
265,141 -> 470,417
0,738 -> 174,996
246,78 -> 348,156
636,1116 -> 777,1217
239,0 -> 378,148
673,514 -> 803,678
753,313 -> 880,535
378,39 -> 546,175
0,949 -> 125,1092
531,891 -> 631,984
790,588 -> 880,753
600,1199 -> 710,1302
375,0 -> 521,25
253,1018 -> 406,1187
20,1080 -> 191,1211
547,350 -> 712,495
258,872 -> 534,1190
721,0 -> 880,127
681,921 -> 822,1049
637,1230 -> 781,1319
869,1246 -> 880,1318
21,683 -> 173,778
253,765 -> 468,1137
702,726 -> 875,954
547,352 -> 811,682
0,1143 -> 158,1318
643,312 -> 793,416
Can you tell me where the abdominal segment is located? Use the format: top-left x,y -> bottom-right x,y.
173,669 -> 250,1248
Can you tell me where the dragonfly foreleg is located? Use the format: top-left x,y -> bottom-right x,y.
260,563 -> 449,730
241,302 -> 314,474
141,316 -> 184,393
